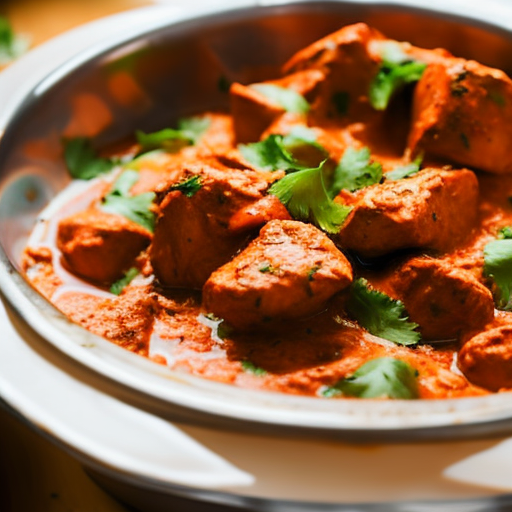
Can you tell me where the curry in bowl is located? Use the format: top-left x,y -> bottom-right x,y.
21,22 -> 512,400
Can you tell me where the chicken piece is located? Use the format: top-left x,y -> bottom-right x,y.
230,69 -> 324,143
408,59 -> 512,174
283,23 -> 450,120
57,207 -> 151,285
150,164 -> 287,289
336,168 -> 479,258
228,195 -> 291,234
458,325 -> 512,391
383,256 -> 494,341
202,220 -> 353,330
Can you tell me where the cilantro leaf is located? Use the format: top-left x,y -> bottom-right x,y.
126,149 -> 168,171
110,267 -> 139,295
331,147 -> 382,195
484,239 -> 512,310
0,16 -> 29,65
240,134 -> 295,172
322,357 -> 419,399
269,160 -> 352,234
136,116 -> 210,153
239,126 -> 326,172
498,226 -> 512,240
386,155 -> 423,181
169,175 -> 202,197
250,84 -> 310,114
332,91 -> 350,115
369,43 -> 427,111
101,170 -> 156,232
241,360 -> 267,376
64,138 -> 117,180
347,278 -> 420,345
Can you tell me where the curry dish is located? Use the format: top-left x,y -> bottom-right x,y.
22,23 -> 512,399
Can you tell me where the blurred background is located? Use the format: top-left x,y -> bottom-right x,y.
0,0 -> 154,46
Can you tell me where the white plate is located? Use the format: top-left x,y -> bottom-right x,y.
2,3 -> 512,510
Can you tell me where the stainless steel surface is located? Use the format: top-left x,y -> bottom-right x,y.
2,0 -> 512,441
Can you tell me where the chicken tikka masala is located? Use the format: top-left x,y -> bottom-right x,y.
22,23 -> 512,400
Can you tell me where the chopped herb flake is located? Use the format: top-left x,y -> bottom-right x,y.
241,360 -> 267,376
239,127 -> 326,172
347,278 -> 421,346
332,91 -> 350,115
386,155 -> 423,181
484,239 -> 512,310
110,267 -> 139,295
369,43 -> 426,111
101,170 -> 156,232
322,357 -> 419,399
259,263 -> 280,274
136,116 -> 210,153
499,226 -> 512,240
169,175 -> 202,197
250,84 -> 310,114
0,16 -> 29,65
460,132 -> 470,149
307,265 -> 321,281
331,147 -> 382,195
63,138 -> 117,180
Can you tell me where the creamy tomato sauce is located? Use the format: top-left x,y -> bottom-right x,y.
22,23 -> 512,399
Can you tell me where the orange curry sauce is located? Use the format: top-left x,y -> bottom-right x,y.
22,23 -> 512,399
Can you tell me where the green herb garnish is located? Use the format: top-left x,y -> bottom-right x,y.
331,147 -> 382,195
110,267 -> 139,295
269,160 -> 352,234
136,116 -> 210,153
369,42 -> 427,111
386,155 -> 423,181
63,138 -> 117,180
322,357 -> 419,399
250,84 -> 310,114
307,265 -> 321,281
101,170 -> 156,232
259,263 -> 280,275
332,91 -> 350,115
241,360 -> 267,377
0,16 -> 29,65
169,175 -> 202,197
346,278 -> 420,346
484,239 -> 512,310
499,226 -> 512,240
239,126 -> 326,172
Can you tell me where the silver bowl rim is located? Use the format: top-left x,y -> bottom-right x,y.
2,0 -> 512,441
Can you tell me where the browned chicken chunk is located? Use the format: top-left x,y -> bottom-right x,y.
283,22 -> 383,119
408,59 -> 512,174
336,168 -> 479,258
150,164 -> 288,289
283,22 -> 450,119
202,220 -> 353,330
458,324 -> 512,391
230,69 -> 324,143
57,207 -> 151,285
383,256 -> 494,340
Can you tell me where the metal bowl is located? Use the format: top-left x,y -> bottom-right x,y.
2,0 -> 512,442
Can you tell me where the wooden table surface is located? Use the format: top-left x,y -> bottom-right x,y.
0,3 -> 155,510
